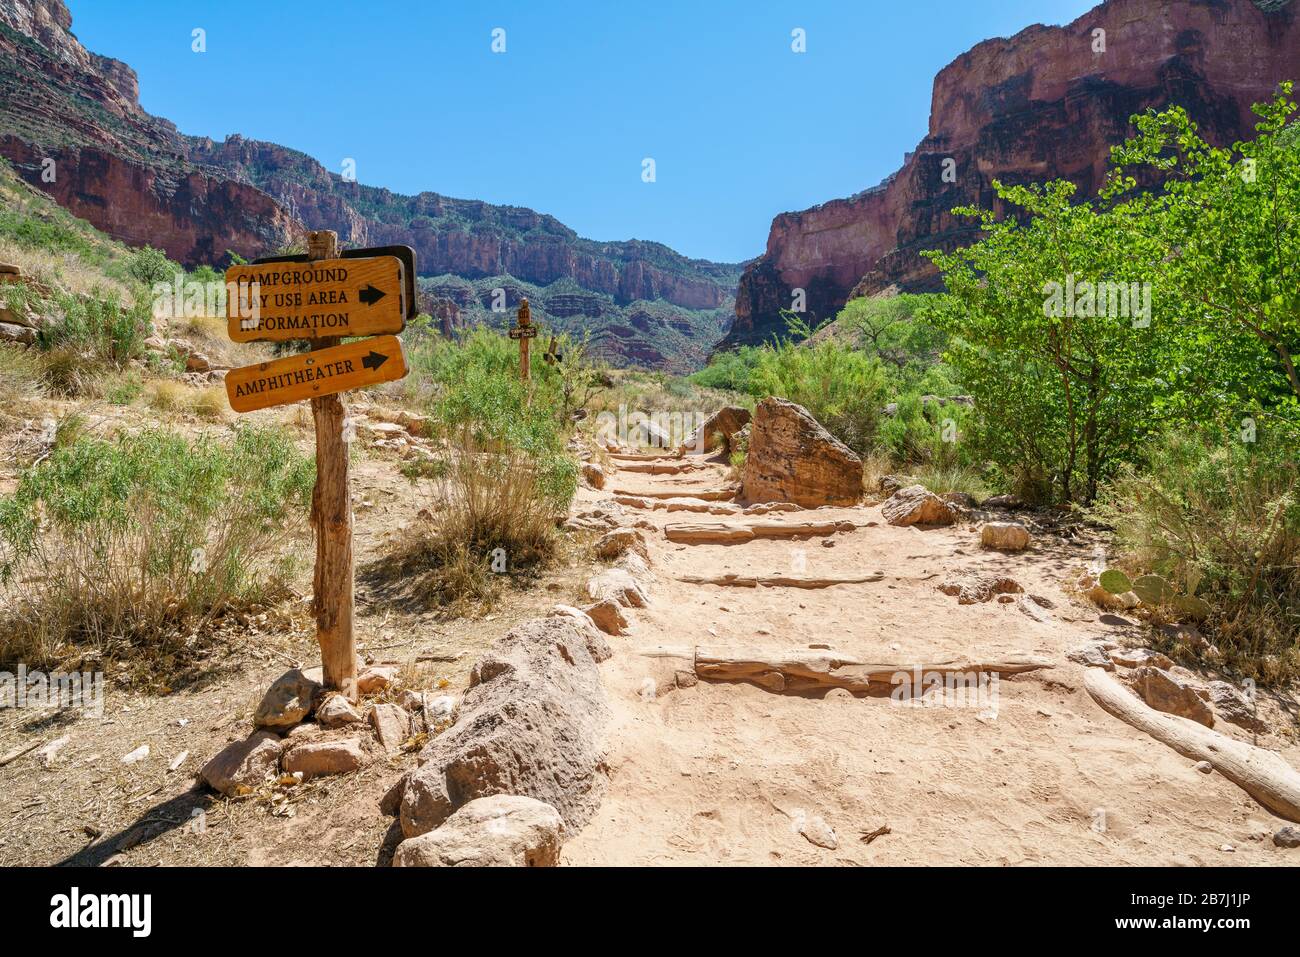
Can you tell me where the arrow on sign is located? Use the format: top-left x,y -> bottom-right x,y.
362,350 -> 390,371
359,284 -> 386,306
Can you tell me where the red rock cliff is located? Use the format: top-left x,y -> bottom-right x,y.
724,0 -> 1300,349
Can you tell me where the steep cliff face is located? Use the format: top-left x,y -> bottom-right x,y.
724,0 -> 1300,349
0,0 -> 739,370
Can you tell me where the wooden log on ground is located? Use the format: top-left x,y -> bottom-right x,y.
694,647 -> 1052,694
1084,669 -> 1300,823
678,573 -> 884,588
611,486 -> 738,501
617,461 -> 711,475
664,519 -> 857,544
613,495 -> 739,515
609,451 -> 682,462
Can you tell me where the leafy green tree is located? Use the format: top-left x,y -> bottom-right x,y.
925,179 -> 1165,502
1106,84 -> 1300,427
125,245 -> 177,288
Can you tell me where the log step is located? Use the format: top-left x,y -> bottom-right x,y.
609,451 -> 682,462
1085,669 -> 1300,822
693,647 -> 1052,694
664,520 -> 857,544
616,461 -> 712,475
615,495 -> 740,515
610,487 -> 738,501
677,573 -> 884,588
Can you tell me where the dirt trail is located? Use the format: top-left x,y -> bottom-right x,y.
565,452 -> 1300,866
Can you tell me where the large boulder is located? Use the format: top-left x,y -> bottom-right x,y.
681,406 -> 751,455
399,616 -> 611,840
393,795 -> 563,867
741,398 -> 862,507
881,485 -> 957,527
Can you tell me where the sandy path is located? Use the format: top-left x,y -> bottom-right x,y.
565,453 -> 1300,866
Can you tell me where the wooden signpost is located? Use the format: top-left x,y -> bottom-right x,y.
508,298 -> 537,382
224,232 -> 414,700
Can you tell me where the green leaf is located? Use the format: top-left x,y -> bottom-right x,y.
1132,574 -> 1173,605
1172,594 -> 1213,621
1099,569 -> 1132,595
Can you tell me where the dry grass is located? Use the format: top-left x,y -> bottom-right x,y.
364,432 -> 566,617
191,386 -> 230,422
0,237 -> 133,304
142,381 -> 231,421
0,343 -> 44,414
860,450 -> 895,504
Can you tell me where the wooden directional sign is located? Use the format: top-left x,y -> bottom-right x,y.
225,255 -> 406,343
225,335 -> 408,413
507,325 -> 538,339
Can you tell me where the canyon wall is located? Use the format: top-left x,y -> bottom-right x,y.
724,0 -> 1300,349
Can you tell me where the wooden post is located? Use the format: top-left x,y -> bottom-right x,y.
307,229 -> 357,701
517,298 -> 531,383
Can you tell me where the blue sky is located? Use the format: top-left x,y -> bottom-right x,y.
67,0 -> 1099,263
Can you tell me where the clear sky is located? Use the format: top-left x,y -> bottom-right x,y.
67,0 -> 1099,263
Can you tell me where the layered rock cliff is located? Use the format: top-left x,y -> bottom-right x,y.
0,0 -> 739,372
724,0 -> 1300,349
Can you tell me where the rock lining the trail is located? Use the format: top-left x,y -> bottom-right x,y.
394,794 -> 564,867
586,566 -> 650,607
396,616 -> 613,841
1127,666 -> 1215,727
881,485 -> 958,527
741,397 -> 863,507
979,521 -> 1031,551
938,575 -> 1023,605
200,730 -> 284,797
253,668 -> 320,729
679,405 -> 751,455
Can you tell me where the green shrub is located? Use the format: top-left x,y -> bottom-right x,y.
690,346 -> 762,393
376,327 -> 579,612
126,245 -> 179,288
1093,426 -> 1300,683
0,426 -> 315,677
748,316 -> 889,456
38,288 -> 149,366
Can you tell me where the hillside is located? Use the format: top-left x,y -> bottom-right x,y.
0,0 -> 740,372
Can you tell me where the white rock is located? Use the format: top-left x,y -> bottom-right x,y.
393,795 -> 564,867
